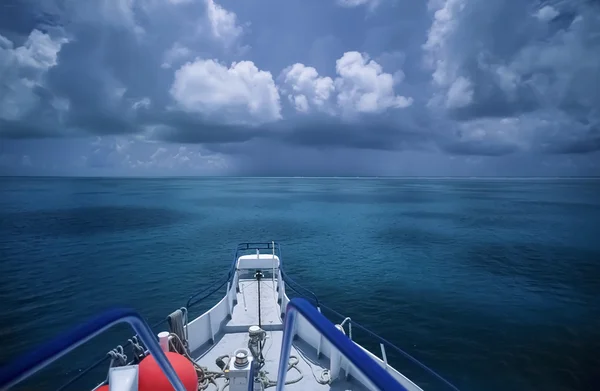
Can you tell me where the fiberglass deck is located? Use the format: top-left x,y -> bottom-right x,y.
225,280 -> 283,332
192,278 -> 369,391
193,331 -> 367,391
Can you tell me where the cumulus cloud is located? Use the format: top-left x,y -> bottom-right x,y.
423,0 -> 600,154
281,52 -> 412,117
205,0 -> 244,48
170,59 -> 281,125
0,30 -> 70,139
1,0 -> 599,176
281,64 -> 334,113
335,52 -> 413,115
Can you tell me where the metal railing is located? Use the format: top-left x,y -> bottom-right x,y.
8,242 -> 460,391
317,303 -> 461,391
52,317 -> 167,391
277,298 -> 405,391
185,242 -> 279,309
50,242 -> 270,391
274,242 -> 461,391
0,309 -> 186,391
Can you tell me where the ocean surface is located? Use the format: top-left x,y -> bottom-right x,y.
1,177 -> 599,391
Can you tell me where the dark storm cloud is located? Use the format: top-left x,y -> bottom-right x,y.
441,140 -> 520,157
144,113 -> 268,144
543,135 -> 600,155
267,115 -> 436,151
140,112 -> 437,152
423,0 -> 600,157
1,0 -> 600,177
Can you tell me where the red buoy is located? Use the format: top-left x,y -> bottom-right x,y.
138,351 -> 198,391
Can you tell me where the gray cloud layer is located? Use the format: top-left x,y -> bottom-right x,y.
1,0 -> 599,175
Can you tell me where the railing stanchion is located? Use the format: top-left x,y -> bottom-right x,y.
380,343 -> 388,371
276,307 -> 297,391
278,299 -> 405,391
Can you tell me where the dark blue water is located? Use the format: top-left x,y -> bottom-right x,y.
1,177 -> 599,391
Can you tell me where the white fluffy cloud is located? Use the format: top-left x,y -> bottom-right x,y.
422,0 -> 467,107
281,52 -> 412,116
2,0 -> 600,177
205,0 -> 244,48
170,59 -> 282,125
0,30 -> 68,122
335,51 -> 413,115
281,64 -> 335,113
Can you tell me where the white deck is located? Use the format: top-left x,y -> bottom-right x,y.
190,277 -> 369,390
194,331 -> 367,391
225,280 -> 283,332
181,254 -> 423,391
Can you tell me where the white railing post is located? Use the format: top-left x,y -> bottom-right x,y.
207,312 -> 214,344
226,282 -> 232,316
330,348 -> 341,380
317,334 -> 322,358
380,343 -> 388,371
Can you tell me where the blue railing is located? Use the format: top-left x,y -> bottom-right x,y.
318,303 -> 461,391
278,298 -> 406,391
6,242 -> 460,391
275,242 -> 460,391
0,309 -> 186,391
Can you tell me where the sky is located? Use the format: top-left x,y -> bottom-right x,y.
0,0 -> 599,176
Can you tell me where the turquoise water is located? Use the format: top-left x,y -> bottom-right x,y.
1,177 -> 599,391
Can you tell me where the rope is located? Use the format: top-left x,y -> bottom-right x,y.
128,336 -> 146,363
168,333 -> 226,390
106,346 -> 127,368
168,332 -> 303,390
294,346 -> 331,385
255,356 -> 303,388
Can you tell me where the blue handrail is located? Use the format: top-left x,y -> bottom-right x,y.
277,298 -> 407,391
274,242 -> 460,391
0,308 -> 186,391
318,303 -> 461,391
53,317 -> 167,391
15,242 -> 459,391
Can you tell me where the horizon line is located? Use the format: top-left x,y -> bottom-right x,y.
1,175 -> 599,179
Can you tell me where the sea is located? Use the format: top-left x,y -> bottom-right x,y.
1,177 -> 599,391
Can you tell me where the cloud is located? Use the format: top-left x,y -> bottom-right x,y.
1,0 -> 600,177
280,52 -> 412,116
444,76 -> 473,109
169,59 -> 282,125
335,52 -> 413,115
205,0 -> 245,49
423,0 -> 600,154
0,30 -> 67,125
281,63 -> 335,113
336,0 -> 382,11
534,6 -> 560,22
161,43 -> 191,69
